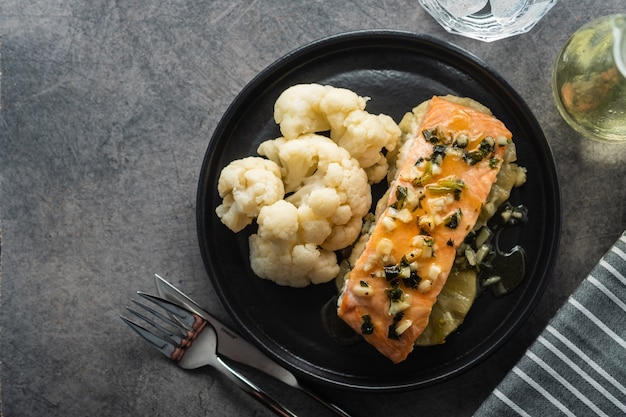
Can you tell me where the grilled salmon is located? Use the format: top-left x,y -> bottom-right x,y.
337,96 -> 513,363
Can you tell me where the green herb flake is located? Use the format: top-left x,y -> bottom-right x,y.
444,209 -> 463,229
385,283 -> 404,302
391,185 -> 408,210
413,160 -> 433,186
383,265 -> 401,280
432,144 -> 447,161
428,177 -> 465,200
361,314 -> 374,335
463,150 -> 484,165
463,137 -> 496,165
422,129 -> 439,144
387,312 -> 405,340
403,275 -> 421,289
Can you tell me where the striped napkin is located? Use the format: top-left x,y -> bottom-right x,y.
473,230 -> 626,417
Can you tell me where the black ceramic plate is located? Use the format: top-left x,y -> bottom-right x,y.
196,30 -> 561,391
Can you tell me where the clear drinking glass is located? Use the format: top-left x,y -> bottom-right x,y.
419,0 -> 557,42
552,14 -> 626,143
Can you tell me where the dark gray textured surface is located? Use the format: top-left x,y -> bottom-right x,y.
1,1 -> 624,416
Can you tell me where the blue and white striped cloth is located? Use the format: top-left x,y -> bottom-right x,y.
474,230 -> 626,417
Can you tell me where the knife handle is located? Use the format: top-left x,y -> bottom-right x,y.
214,355 -> 297,417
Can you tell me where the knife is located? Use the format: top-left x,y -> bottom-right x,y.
154,274 -> 352,417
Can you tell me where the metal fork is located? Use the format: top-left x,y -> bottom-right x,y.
122,292 -> 297,417
153,275 -> 353,417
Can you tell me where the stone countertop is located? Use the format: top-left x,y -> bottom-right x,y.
1,1 -> 624,416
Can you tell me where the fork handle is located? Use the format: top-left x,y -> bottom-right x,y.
215,356 -> 297,417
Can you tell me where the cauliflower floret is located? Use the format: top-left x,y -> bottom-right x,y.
319,87 -> 369,140
257,137 -> 316,193
215,157 -> 284,232
308,187 -> 341,218
256,200 -> 299,242
364,155 -> 391,185
296,205 -> 334,246
334,110 -> 401,183
249,235 -> 340,287
258,134 -> 371,252
322,216 -> 363,253
274,84 -> 332,139
273,83 -> 400,184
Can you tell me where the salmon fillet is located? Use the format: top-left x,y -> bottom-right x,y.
337,96 -> 513,363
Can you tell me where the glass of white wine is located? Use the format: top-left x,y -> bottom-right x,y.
552,14 -> 626,143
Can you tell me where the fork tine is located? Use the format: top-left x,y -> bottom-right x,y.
129,299 -> 188,334
120,315 -> 180,359
136,292 -> 203,331
125,304 -> 187,347
123,293 -> 208,362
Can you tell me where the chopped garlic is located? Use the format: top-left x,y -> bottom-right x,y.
363,254 -> 378,272
376,238 -> 394,257
427,264 -> 441,280
406,247 -> 422,260
456,134 -> 468,147
394,208 -> 413,223
395,319 -> 413,335
411,235 -> 434,257
428,197 -> 448,213
353,283 -> 373,297
405,187 -> 423,209
419,215 -> 435,231
411,235 -> 424,247
381,215 -> 397,231
389,294 -> 412,315
418,279 -> 432,293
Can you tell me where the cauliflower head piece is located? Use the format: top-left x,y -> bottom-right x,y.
272,83 -> 401,184
250,199 -> 342,287
274,84 -> 332,139
335,110 -> 401,184
258,134 -> 371,253
319,86 -> 369,139
215,157 -> 285,232
249,234 -> 341,287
